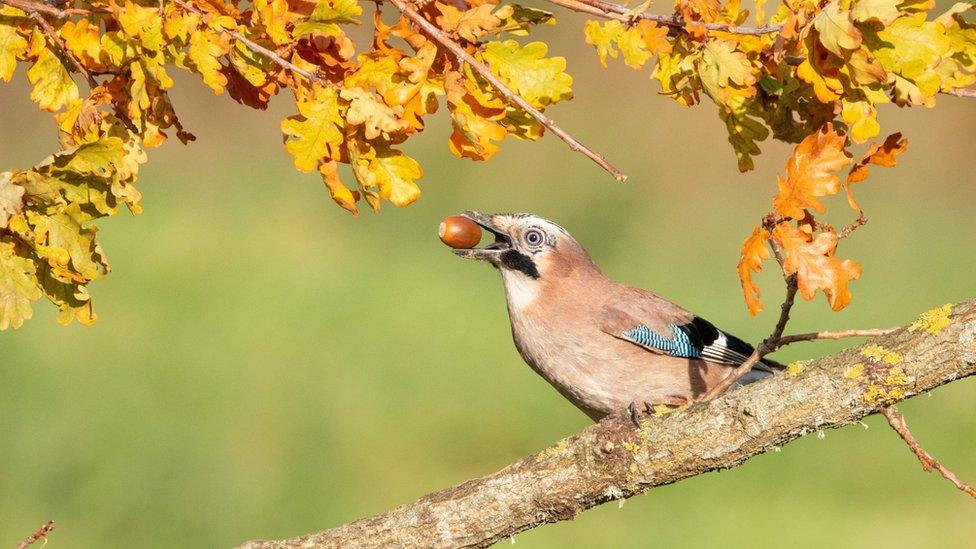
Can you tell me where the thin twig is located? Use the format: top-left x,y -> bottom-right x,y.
700,273 -> 797,400
388,0 -> 628,181
16,521 -> 54,549
839,212 -> 868,238
778,327 -> 897,345
880,406 -> 976,499
547,0 -> 783,35
171,0 -> 321,83
945,88 -> 976,98
0,0 -> 106,17
27,11 -> 97,87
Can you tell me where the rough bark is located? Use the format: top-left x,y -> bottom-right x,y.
240,300 -> 976,549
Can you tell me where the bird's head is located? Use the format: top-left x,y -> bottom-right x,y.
451,211 -> 596,282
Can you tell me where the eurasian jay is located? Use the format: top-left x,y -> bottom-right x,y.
452,211 -> 784,422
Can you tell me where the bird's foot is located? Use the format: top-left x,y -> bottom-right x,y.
627,396 -> 690,428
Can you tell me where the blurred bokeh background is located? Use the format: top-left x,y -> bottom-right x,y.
2,5 -> 975,547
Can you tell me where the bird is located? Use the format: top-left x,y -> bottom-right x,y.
451,211 -> 784,423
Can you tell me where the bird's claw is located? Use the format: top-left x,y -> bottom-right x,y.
627,396 -> 689,428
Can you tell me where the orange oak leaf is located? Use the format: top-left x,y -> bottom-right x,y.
738,226 -> 772,315
772,222 -> 862,311
772,125 -> 851,220
845,132 -> 908,210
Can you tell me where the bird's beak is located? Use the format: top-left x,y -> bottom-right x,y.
452,211 -> 512,262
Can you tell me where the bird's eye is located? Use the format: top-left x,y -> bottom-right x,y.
524,228 -> 544,246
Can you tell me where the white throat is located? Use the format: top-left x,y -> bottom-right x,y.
501,269 -> 540,311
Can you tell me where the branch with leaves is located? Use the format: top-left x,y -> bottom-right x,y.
239,299 -> 976,548
0,0 -> 973,332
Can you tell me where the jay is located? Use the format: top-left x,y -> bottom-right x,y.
452,211 -> 784,422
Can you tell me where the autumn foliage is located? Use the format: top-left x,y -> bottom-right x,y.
0,0 -> 972,328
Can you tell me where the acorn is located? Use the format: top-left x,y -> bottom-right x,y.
439,215 -> 482,249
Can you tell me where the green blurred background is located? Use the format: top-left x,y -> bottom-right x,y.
2,6 -> 975,547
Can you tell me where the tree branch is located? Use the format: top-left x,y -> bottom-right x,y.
171,0 -> 321,83
239,299 -> 976,549
388,0 -> 628,182
0,0 -> 105,17
880,405 -> 976,499
546,0 -> 783,35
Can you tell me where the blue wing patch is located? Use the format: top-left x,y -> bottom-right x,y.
624,324 -> 702,358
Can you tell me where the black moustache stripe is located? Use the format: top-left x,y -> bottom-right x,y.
500,250 -> 539,279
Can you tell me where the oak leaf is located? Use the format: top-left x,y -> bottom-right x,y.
813,3 -> 862,57
772,126 -> 851,220
738,226 -> 772,315
772,223 -> 861,311
0,241 -> 40,330
845,132 -> 907,210
0,22 -> 27,82
28,47 -> 80,112
281,86 -> 344,172
480,40 -> 572,107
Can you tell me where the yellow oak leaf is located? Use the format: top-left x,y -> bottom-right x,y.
28,204 -> 106,282
59,19 -> 102,67
0,170 -> 25,228
480,40 -> 572,108
163,3 -> 200,41
188,28 -> 229,93
444,69 -> 507,160
583,19 -> 624,68
0,241 -> 40,330
845,132 -> 907,210
436,3 -> 505,42
281,86 -> 344,172
27,47 -> 80,112
813,3 -> 862,57
252,0 -> 292,44
841,99 -> 880,143
340,86 -> 408,139
319,160 -> 359,215
348,140 -> 422,208
772,223 -> 861,311
701,40 -> 757,88
851,0 -> 901,26
294,0 -> 362,37
118,0 -> 164,51
738,226 -> 772,315
772,125 -> 851,220
0,22 -> 28,82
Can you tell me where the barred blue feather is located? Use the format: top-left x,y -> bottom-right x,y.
624,324 -> 702,358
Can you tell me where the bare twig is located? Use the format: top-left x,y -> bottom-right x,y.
0,0 -> 106,17
880,406 -> 976,499
389,0 -> 628,181
945,88 -> 976,98
546,0 -> 783,35
16,521 -> 54,549
700,274 -> 797,400
839,212 -> 868,238
171,0 -> 321,83
778,327 -> 898,346
239,300 -> 976,549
